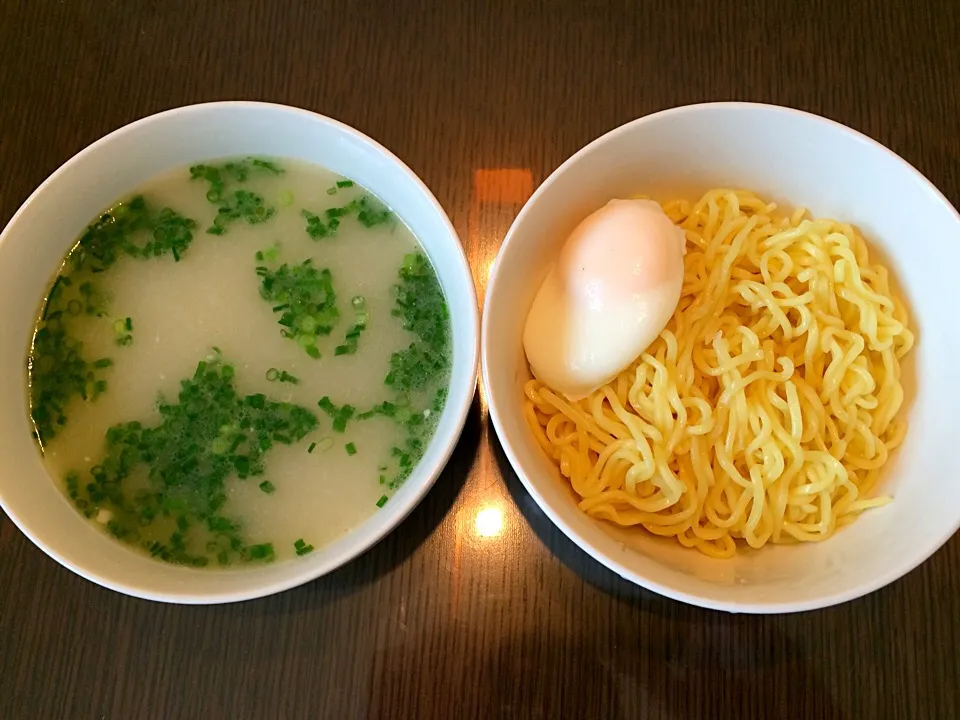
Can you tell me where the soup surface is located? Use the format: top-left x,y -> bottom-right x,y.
28,157 -> 451,567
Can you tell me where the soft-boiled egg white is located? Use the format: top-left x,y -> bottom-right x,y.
522,198 -> 686,400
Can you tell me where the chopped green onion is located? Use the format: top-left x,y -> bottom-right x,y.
265,368 -> 298,384
257,260 -> 339,357
345,442 -> 357,456
192,158 -> 281,199
255,244 -> 281,266
336,180 -> 354,188
297,334 -> 315,349
302,193 -> 392,241
355,195 -> 393,227
190,161 -> 281,234
251,158 -> 283,174
247,543 -> 276,562
51,354 -> 316,567
318,397 -> 356,433
294,538 -> 314,556
303,209 -> 332,238
385,252 -> 450,392
334,408 -> 354,432
335,297 -> 368,356
376,495 -> 388,508
307,442 -> 317,453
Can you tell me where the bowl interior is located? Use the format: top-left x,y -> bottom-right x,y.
483,103 -> 960,612
0,102 -> 478,603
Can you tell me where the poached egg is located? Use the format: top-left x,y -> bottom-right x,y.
522,198 -> 686,400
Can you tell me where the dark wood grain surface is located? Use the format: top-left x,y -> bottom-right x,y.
1,1 -> 959,718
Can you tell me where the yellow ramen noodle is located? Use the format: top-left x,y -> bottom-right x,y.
524,189 -> 914,558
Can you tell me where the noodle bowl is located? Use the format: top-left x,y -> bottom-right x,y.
483,102 -> 960,611
523,189 -> 914,558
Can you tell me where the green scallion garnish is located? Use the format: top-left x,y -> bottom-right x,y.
113,316 -> 134,347
247,543 -> 276,562
335,296 -> 368,356
318,397 -> 355,433
294,538 -> 314,556
28,198 -> 197,442
385,252 -> 450,392
265,368 -> 299,384
302,193 -> 393,241
257,260 -> 339,358
189,158 -> 283,234
56,354 -> 316,567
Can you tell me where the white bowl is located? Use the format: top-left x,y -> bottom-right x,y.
0,102 -> 479,604
482,102 -> 960,613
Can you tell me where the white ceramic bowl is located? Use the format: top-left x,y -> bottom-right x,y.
0,102 -> 479,603
483,102 -> 960,613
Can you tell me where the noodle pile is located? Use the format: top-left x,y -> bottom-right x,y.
524,189 -> 914,558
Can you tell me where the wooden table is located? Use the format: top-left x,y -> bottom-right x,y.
1,1 -> 958,718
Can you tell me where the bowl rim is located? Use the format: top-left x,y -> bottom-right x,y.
0,100 -> 480,604
481,100 -> 960,614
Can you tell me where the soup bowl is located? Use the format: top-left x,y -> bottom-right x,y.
0,102 -> 479,603
482,102 -> 960,613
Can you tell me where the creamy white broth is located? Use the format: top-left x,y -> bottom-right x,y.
29,158 -> 450,565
